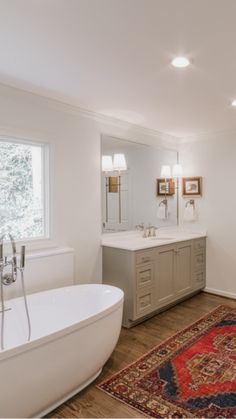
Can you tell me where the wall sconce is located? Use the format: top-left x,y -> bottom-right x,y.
160,163 -> 183,180
102,155 -> 113,223
102,155 -> 113,172
159,166 -> 173,222
102,153 -> 127,225
113,154 -> 127,224
172,164 -> 183,178
160,158 -> 183,225
108,176 -> 119,193
160,165 -> 172,178
172,163 -> 183,225
113,154 -> 127,172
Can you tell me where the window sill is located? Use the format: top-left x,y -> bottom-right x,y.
0,237 -> 67,257
25,246 -> 74,260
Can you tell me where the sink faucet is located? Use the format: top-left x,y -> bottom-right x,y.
0,233 -> 25,285
142,224 -> 158,238
135,223 -> 158,238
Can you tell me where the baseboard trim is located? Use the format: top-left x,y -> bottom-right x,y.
204,287 -> 236,300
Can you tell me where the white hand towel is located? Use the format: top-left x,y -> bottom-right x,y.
183,205 -> 196,222
157,205 -> 167,220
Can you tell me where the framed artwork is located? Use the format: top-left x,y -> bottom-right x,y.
157,178 -> 175,196
182,177 -> 202,196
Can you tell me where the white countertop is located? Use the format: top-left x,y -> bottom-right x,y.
102,227 -> 207,251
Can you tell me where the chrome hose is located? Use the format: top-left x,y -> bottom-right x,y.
20,269 -> 31,341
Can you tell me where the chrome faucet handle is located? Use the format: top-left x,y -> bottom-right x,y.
148,226 -> 158,237
135,223 -> 144,231
142,224 -> 153,237
143,227 -> 148,238
152,227 -> 158,237
0,233 -> 19,283
146,224 -> 152,237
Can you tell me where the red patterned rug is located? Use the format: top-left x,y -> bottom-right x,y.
97,305 -> 236,418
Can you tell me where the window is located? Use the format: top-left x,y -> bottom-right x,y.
0,139 -> 49,240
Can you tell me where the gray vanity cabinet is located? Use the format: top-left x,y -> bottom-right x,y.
103,237 -> 206,327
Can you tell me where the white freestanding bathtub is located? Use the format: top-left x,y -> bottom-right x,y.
0,284 -> 124,418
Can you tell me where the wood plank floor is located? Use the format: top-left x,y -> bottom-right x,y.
47,292 -> 236,418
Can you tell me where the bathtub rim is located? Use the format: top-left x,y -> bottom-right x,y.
0,284 -> 124,362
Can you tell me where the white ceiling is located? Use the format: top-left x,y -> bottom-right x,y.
0,0 -> 236,138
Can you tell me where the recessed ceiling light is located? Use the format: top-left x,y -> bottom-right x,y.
231,100 -> 236,107
171,56 -> 190,68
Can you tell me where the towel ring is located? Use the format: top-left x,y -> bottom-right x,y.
159,199 -> 168,207
185,199 -> 195,208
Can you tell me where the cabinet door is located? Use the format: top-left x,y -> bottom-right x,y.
155,245 -> 175,306
175,241 -> 192,297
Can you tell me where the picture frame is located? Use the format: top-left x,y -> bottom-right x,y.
182,177 -> 202,197
157,178 -> 175,196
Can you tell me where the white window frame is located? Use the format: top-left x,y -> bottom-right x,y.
0,135 -> 51,247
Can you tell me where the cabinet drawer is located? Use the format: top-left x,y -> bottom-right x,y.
193,238 -> 205,252
193,270 -> 205,285
193,252 -> 205,271
136,289 -> 153,317
136,250 -> 154,265
136,264 -> 154,289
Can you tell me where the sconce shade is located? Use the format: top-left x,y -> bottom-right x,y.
102,155 -> 113,172
113,153 -> 127,171
172,163 -> 183,178
160,165 -> 171,178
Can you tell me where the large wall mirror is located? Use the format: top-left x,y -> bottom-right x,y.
101,135 -> 178,233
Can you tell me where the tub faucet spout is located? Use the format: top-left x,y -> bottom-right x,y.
0,233 -> 31,350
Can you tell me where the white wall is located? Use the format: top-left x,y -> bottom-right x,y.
179,133 -> 236,298
0,83 -> 178,287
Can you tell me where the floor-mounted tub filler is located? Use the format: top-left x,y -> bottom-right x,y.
0,284 -> 124,418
